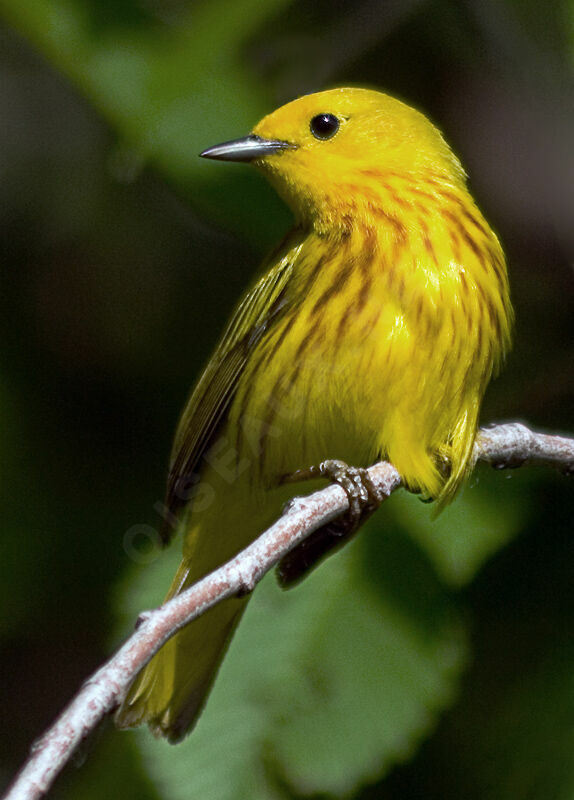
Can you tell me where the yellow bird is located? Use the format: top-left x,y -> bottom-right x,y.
116,87 -> 512,741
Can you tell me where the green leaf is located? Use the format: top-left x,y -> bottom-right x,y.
120,520 -> 468,799
388,465 -> 535,587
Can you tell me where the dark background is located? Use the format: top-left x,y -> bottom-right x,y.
0,1 -> 573,797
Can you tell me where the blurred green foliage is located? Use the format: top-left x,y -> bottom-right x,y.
0,0 -> 573,798
120,511 -> 468,800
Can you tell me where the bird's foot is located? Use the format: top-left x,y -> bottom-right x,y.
278,459 -> 384,587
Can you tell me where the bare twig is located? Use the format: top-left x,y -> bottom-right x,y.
476,422 -> 574,473
3,423 -> 573,800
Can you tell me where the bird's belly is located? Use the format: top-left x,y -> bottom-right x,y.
231,292 -> 446,485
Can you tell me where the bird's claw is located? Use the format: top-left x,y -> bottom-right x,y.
278,459 -> 384,586
316,459 -> 383,528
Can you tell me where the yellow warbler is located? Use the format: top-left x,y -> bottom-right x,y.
116,87 -> 512,741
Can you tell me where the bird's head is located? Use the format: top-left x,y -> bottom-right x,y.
201,88 -> 465,232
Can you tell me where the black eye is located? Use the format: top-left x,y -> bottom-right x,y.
310,113 -> 340,140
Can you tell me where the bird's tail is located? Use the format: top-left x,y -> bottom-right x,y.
116,470 -> 291,742
116,557 -> 249,742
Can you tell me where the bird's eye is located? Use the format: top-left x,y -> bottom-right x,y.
310,113 -> 340,140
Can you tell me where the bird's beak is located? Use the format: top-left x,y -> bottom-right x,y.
200,134 -> 296,162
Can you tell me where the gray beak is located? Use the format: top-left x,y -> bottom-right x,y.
200,134 -> 295,162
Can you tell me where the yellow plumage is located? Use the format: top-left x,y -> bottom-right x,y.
116,87 -> 512,741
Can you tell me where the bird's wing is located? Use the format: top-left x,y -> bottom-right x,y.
162,233 -> 304,540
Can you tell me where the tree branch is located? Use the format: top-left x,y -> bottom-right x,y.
3,423 -> 573,800
476,422 -> 574,473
